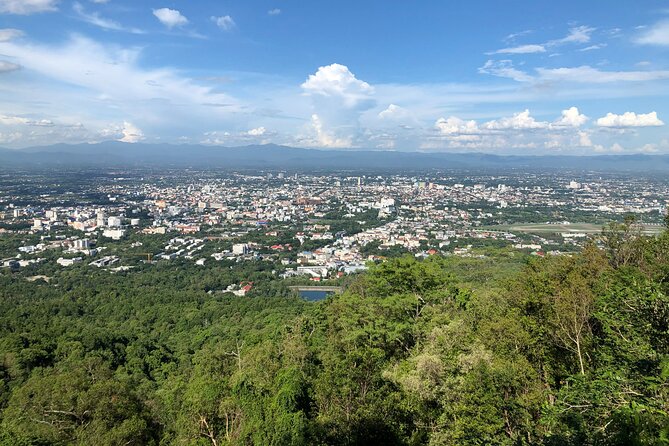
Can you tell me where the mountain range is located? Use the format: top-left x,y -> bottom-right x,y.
1,142 -> 668,172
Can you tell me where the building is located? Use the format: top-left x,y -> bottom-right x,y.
73,239 -> 90,249
108,216 -> 122,227
57,257 -> 83,267
102,229 -> 125,240
232,243 -> 250,255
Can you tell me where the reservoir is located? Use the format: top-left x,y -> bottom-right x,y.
290,286 -> 343,301
299,290 -> 333,301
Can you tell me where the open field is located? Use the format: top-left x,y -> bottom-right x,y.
483,222 -> 665,235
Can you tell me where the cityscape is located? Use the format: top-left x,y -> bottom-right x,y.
2,169 -> 667,287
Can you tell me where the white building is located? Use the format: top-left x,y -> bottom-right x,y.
103,229 -> 125,240
232,243 -> 250,255
73,239 -> 90,249
57,257 -> 83,267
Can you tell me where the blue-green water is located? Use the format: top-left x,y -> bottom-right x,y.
299,290 -> 333,301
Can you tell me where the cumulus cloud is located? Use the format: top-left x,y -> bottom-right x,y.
0,28 -> 23,41
118,121 -> 144,143
435,116 -> 480,135
483,109 -> 548,130
212,15 -> 235,31
301,63 -> 374,108
153,8 -> 188,29
553,107 -> 588,127
378,104 -> 402,119
594,142 -> 624,153
246,126 -> 266,136
596,111 -> 664,128
377,104 -> 415,125
268,8 -> 281,15
0,60 -> 20,72
0,0 -> 58,14
300,64 -> 375,148
308,114 -> 352,148
578,131 -> 593,147
635,19 -> 669,46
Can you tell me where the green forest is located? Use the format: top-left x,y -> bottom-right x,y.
1,219 -> 668,445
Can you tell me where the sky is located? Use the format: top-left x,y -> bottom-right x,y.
0,0 -> 668,154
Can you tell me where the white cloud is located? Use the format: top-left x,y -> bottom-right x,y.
247,126 -> 266,136
478,60 -> 533,82
578,131 -> 593,147
300,64 -> 376,148
578,43 -> 607,51
481,61 -> 669,85
594,142 -> 624,153
435,116 -> 480,135
635,20 -> 669,46
0,114 -> 53,126
596,111 -> 664,128
639,143 -> 659,153
0,35 -> 235,106
308,114 -> 352,148
153,8 -> 188,29
504,30 -> 534,42
74,2 -> 143,33
553,107 -> 588,127
551,25 -> 595,45
378,104 -> 412,121
302,63 -> 374,107
0,60 -> 20,72
610,143 -> 624,153
268,8 -> 281,15
0,35 -> 242,147
0,0 -> 58,14
118,121 -> 143,143
0,28 -> 23,41
212,15 -> 235,31
536,66 -> 669,83
483,109 -> 548,130
378,104 -> 400,119
489,44 -> 545,54
489,26 -> 594,57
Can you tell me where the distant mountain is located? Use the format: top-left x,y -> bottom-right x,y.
1,142 -> 669,172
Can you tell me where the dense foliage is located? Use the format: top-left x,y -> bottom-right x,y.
1,220 -> 668,445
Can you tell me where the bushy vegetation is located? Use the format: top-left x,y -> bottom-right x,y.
0,219 -> 668,445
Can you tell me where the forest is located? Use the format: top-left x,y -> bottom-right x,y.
0,218 -> 668,445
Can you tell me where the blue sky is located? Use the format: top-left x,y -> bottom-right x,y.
1,0 -> 668,153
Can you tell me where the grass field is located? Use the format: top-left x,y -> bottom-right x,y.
483,222 -> 664,235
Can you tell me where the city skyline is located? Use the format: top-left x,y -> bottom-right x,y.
1,0 -> 669,154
